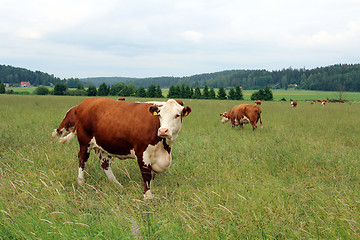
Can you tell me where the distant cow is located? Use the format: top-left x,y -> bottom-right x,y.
291,101 -> 297,107
339,100 -> 345,103
117,97 -> 126,101
322,101 -> 326,106
220,104 -> 262,130
56,98 -> 191,199
52,106 -> 77,138
254,100 -> 261,105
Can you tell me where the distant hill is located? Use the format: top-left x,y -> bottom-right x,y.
1,64 -> 360,91
82,65 -> 360,92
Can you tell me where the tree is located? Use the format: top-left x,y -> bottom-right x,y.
0,82 -> 5,94
54,83 -> 67,95
235,86 -> 243,100
202,85 -> 209,99
98,82 -> 109,96
193,87 -> 202,99
217,87 -> 227,100
135,86 -> 147,97
34,86 -> 49,95
110,82 -> 126,96
209,87 -> 216,99
228,87 -> 236,100
168,85 -> 180,98
147,84 -> 157,98
155,85 -> 163,98
87,85 -> 97,96
263,86 -> 273,100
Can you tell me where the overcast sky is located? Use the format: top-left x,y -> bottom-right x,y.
1,0 -> 359,79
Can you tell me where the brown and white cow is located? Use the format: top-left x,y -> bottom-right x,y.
57,98 -> 191,199
254,100 -> 261,105
291,101 -> 297,107
52,106 -> 77,138
220,104 -> 262,130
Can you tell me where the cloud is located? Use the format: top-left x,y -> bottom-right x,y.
0,0 -> 360,78
178,30 -> 204,43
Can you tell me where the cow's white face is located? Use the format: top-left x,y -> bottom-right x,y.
220,112 -> 230,123
150,99 -> 191,144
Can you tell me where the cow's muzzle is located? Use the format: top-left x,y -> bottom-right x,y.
158,128 -> 170,137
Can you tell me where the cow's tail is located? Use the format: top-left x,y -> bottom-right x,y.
59,127 -> 76,144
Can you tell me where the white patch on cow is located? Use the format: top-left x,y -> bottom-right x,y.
59,131 -> 76,143
144,190 -> 153,200
142,142 -> 172,173
78,167 -> 85,186
156,99 -> 184,144
104,167 -> 123,186
239,116 -> 250,124
52,129 -> 58,138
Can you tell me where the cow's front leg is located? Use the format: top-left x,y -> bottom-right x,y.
99,151 -> 122,187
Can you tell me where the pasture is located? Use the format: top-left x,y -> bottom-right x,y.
0,95 -> 359,239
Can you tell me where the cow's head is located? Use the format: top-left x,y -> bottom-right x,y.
149,99 -> 191,143
220,112 -> 230,123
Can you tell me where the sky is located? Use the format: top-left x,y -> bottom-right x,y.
1,0 -> 360,79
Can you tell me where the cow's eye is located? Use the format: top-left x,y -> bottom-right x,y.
175,114 -> 180,119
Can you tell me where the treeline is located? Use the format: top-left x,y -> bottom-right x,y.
2,63 -> 360,91
0,65 -> 63,86
85,64 -> 360,92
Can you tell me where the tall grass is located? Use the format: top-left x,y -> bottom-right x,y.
1,95 -> 359,239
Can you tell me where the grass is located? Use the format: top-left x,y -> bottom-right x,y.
1,94 -> 360,239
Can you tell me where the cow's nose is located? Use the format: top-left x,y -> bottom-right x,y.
158,128 -> 169,136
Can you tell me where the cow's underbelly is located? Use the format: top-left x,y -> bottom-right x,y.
88,137 -> 136,159
88,137 -> 171,173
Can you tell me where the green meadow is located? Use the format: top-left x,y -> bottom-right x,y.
0,94 -> 360,239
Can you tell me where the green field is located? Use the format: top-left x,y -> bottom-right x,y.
1,95 -> 360,239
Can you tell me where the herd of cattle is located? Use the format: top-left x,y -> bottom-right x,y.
52,97 -> 342,198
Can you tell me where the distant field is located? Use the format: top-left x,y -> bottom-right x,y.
5,87 -> 360,101
1,95 -> 359,239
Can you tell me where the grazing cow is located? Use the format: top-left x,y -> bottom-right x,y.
220,104 -> 262,130
339,100 -> 345,103
291,101 -> 297,107
52,106 -> 77,138
117,97 -> 126,101
254,100 -> 261,105
57,98 -> 191,199
322,101 -> 326,106
310,101 -> 315,104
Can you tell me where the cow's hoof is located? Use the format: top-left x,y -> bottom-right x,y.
144,190 -> 153,200
77,178 -> 85,186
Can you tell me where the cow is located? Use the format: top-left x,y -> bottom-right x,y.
56,98 -> 191,199
322,101 -> 326,106
291,101 -> 297,107
339,100 -> 345,103
220,104 -> 262,130
52,106 -> 77,138
117,97 -> 126,101
254,100 -> 261,105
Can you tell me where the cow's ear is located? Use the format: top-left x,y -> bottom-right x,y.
149,105 -> 160,116
182,106 -> 191,117
175,100 -> 184,106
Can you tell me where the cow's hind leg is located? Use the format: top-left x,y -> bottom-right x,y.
78,145 -> 89,186
99,151 -> 122,187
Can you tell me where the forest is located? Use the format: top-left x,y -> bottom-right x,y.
1,63 -> 360,91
